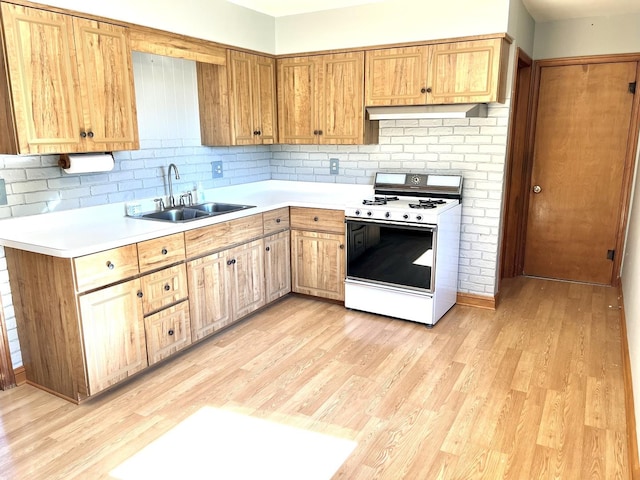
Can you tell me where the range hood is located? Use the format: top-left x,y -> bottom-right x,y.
367,103 -> 487,120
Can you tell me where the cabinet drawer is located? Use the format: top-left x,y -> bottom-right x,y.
263,207 -> 290,234
74,244 -> 139,292
185,213 -> 264,258
137,233 -> 185,273
140,264 -> 188,315
144,301 -> 191,366
290,207 -> 344,233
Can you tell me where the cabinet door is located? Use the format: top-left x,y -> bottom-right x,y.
365,46 -> 430,106
228,50 -> 257,145
73,17 -> 139,151
228,239 -> 266,318
265,231 -> 291,303
144,301 -> 191,365
319,53 -> 365,145
140,264 -> 188,315
277,56 -> 318,144
291,230 -> 345,301
254,55 -> 278,144
428,38 -> 508,104
79,278 -> 147,395
187,252 -> 232,341
0,3 -> 83,154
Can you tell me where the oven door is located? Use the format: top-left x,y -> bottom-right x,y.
346,218 -> 436,293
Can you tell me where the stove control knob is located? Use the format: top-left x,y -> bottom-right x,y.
367,211 -> 373,216
385,212 -> 390,218
355,209 -> 361,216
416,215 -> 423,221
403,214 -> 409,220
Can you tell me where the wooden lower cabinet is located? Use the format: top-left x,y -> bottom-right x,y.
265,231 -> 291,303
78,278 -> 147,396
291,230 -> 345,301
187,238 -> 266,341
144,301 -> 191,365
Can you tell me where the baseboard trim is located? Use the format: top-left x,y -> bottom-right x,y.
13,366 -> 26,386
456,292 -> 497,310
618,283 -> 640,479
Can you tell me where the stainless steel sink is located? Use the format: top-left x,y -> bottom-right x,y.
190,202 -> 255,214
136,203 -> 255,223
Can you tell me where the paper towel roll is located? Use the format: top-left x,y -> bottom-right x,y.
59,153 -> 115,174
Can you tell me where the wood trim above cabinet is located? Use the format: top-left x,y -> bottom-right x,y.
130,28 -> 226,65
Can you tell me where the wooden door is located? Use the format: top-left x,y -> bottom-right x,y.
524,61 -> 637,284
277,56 -> 318,144
428,38 -> 508,104
228,51 -> 256,145
73,18 -> 139,151
264,231 -> 291,303
144,301 -> 191,365
0,3 -> 83,154
291,230 -> 345,301
186,252 -> 232,341
79,279 -> 147,395
228,239 -> 266,319
319,53 -> 365,145
364,46 -> 429,106
254,55 -> 278,144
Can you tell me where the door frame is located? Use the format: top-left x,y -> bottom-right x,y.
520,53 -> 640,285
0,302 -> 15,389
499,48 -> 533,286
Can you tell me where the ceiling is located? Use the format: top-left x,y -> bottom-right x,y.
226,0 -> 640,21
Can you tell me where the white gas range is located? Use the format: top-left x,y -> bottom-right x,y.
344,172 -> 462,326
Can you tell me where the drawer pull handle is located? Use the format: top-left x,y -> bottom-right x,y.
161,248 -> 168,255
276,218 -> 281,223
164,284 -> 171,291
266,246 -> 270,252
168,329 -> 174,336
106,261 -> 115,270
313,216 -> 319,222
137,291 -> 143,298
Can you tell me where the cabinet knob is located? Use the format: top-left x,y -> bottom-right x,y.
87,131 -> 94,138
426,87 -> 432,93
318,130 -> 323,135
164,284 -> 171,291
80,131 -> 87,138
313,216 -> 319,222
168,329 -> 174,336
313,130 -> 319,135
161,248 -> 168,255
253,130 -> 259,135
106,261 -> 115,270
227,259 -> 237,265
137,291 -> 143,298
232,259 -> 236,264
257,130 -> 261,135
339,244 -> 344,250
276,218 -> 281,223
266,246 -> 270,252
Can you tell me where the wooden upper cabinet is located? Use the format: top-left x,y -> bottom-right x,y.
365,46 -> 430,106
228,50 -> 277,145
0,3 -> 139,154
365,37 -> 509,106
278,52 -> 376,145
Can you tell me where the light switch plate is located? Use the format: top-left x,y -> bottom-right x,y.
0,179 -> 7,206
330,158 -> 339,175
212,161 -> 223,178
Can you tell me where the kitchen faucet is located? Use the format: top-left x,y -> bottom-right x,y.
167,163 -> 180,207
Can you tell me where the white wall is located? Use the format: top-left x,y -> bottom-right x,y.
507,0 -> 535,56
275,0 -> 510,54
534,13 -> 640,59
36,0 -> 276,53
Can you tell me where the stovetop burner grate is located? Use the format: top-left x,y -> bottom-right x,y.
362,195 -> 400,206
408,199 -> 447,209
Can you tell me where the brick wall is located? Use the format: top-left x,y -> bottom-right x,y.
0,53 -> 511,368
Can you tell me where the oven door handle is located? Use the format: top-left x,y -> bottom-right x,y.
345,217 -> 436,230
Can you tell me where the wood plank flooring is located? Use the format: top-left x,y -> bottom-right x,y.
0,276 -> 629,479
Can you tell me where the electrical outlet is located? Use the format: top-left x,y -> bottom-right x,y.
330,158 -> 339,175
0,179 -> 7,206
212,161 -> 223,178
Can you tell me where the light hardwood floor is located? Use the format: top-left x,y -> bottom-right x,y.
0,277 -> 629,479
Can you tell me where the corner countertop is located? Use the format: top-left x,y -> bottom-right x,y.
0,180 -> 373,258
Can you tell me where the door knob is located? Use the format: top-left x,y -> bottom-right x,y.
533,185 -> 542,194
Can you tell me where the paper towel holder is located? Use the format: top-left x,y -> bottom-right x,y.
58,152 -> 115,173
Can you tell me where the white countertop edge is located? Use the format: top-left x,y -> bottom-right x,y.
0,180 -> 373,258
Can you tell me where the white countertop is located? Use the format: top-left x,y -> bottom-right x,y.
0,180 -> 372,258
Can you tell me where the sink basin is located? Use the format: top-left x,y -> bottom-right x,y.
136,203 -> 255,223
190,202 -> 256,214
